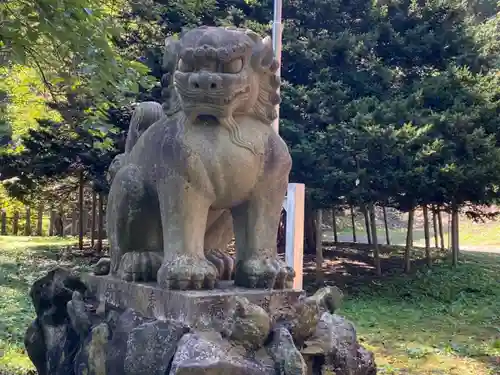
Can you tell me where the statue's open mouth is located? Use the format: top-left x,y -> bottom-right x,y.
196,115 -> 218,124
177,85 -> 250,105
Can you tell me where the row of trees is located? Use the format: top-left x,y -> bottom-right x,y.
1,0 -> 499,272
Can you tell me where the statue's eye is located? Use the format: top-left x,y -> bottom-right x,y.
177,58 -> 192,72
222,58 -> 243,74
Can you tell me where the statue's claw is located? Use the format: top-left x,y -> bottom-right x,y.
157,255 -> 218,290
118,251 -> 162,282
234,256 -> 295,289
204,249 -> 234,281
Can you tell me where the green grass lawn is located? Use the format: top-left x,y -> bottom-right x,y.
0,236 -> 81,374
0,236 -> 499,374
340,251 -> 500,374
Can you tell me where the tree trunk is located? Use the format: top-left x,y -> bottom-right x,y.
37,204 -> 44,236
49,209 -> 55,236
0,210 -> 6,235
448,212 -> 452,250
331,208 -> 338,244
315,209 -> 323,284
432,206 -> 438,248
404,209 -> 415,273
71,209 -> 78,236
78,170 -> 84,250
13,211 -> 19,235
350,205 -> 357,243
363,206 -> 372,245
451,206 -> 459,266
304,207 -> 317,254
437,209 -> 445,250
423,205 -> 431,267
369,205 -> 381,276
57,204 -> 65,237
91,190 -> 97,247
382,206 -> 390,245
25,207 -> 31,236
97,193 -> 104,253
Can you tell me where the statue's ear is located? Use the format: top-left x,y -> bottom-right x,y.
163,35 -> 181,71
262,35 -> 273,51
258,35 -> 275,69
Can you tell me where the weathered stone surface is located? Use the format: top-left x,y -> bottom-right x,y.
24,267 -> 87,375
24,319 -> 47,375
25,268 -> 377,375
222,296 -> 271,350
170,332 -> 274,375
44,323 -> 80,375
107,308 -> 148,375
267,327 -> 307,375
303,313 -> 377,375
75,323 -> 110,375
273,286 -> 343,346
124,320 -> 190,375
106,26 -> 293,290
67,291 -> 92,336
84,274 -> 303,329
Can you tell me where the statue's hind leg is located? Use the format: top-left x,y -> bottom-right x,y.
107,165 -> 163,282
204,209 -> 235,280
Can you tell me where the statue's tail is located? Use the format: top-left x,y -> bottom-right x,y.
125,102 -> 165,153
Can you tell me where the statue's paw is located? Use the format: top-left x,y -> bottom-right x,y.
234,256 -> 295,289
118,251 -> 162,282
157,255 -> 217,290
204,249 -> 235,281
93,257 -> 111,276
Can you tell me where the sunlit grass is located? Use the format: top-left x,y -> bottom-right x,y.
0,236 -> 77,374
341,252 -> 500,374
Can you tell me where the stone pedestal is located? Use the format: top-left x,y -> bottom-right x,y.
83,274 -> 304,330
24,268 -> 376,375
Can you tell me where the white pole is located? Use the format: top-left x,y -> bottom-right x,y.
271,0 -> 283,134
271,0 -> 305,290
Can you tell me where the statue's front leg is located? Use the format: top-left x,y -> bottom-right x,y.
156,176 -> 218,290
232,177 -> 294,289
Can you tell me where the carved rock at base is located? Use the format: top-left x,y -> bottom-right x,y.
171,332 -> 274,375
124,320 -> 190,375
25,268 -> 377,375
267,327 -> 307,375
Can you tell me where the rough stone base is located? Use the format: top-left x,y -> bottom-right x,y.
25,268 -> 377,375
83,274 -> 304,330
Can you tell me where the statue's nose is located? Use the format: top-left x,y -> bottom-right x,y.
188,72 -> 222,90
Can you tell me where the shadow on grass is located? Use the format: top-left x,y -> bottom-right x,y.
302,243 -> 500,374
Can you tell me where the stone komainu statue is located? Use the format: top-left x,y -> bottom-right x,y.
106,26 -> 294,290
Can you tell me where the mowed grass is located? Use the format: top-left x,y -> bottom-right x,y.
0,236 -> 499,374
0,236 -> 79,374
340,251 -> 500,374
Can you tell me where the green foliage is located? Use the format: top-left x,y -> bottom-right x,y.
1,0 -> 499,226
0,113 -> 127,204
0,65 -> 62,141
277,0 -> 500,215
0,0 -> 152,125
